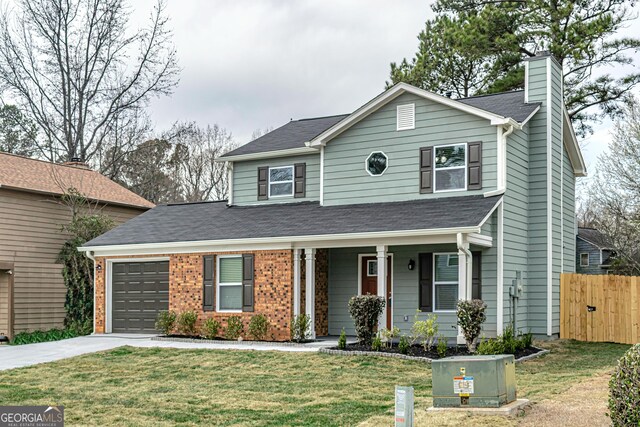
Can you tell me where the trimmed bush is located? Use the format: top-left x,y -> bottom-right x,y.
155,310 -> 177,336
348,295 -> 385,345
338,328 -> 347,350
248,314 -> 270,341
10,328 -> 79,345
177,311 -> 198,336
290,314 -> 312,343
225,316 -> 244,340
476,327 -> 533,355
456,299 -> 487,352
609,343 -> 640,426
411,311 -> 439,351
201,318 -> 221,340
398,335 -> 410,355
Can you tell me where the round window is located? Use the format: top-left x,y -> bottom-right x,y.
366,151 -> 388,176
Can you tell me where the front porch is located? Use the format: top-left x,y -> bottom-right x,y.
294,233 -> 497,344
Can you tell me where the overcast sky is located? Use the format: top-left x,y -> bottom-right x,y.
133,0 -> 640,177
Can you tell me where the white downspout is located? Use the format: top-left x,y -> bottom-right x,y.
227,162 -> 234,205
484,124 -> 514,197
457,233 -> 473,344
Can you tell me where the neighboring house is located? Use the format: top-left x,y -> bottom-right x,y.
81,52 -> 585,342
0,153 -> 154,339
576,227 -> 614,274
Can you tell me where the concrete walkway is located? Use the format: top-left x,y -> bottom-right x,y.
0,335 -> 338,371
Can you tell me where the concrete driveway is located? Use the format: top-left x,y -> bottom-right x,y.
0,335 -> 336,371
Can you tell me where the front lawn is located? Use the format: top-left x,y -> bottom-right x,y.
0,340 -> 629,426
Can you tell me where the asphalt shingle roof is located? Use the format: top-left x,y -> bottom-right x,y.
457,90 -> 540,123
578,227 -> 613,249
221,114 -> 348,158
84,195 -> 502,247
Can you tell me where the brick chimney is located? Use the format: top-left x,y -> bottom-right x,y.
62,157 -> 91,170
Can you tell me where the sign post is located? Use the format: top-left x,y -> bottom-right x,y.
394,386 -> 414,427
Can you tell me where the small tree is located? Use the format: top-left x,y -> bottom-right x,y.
456,299 -> 487,352
348,295 -> 385,346
58,208 -> 114,334
609,343 -> 640,426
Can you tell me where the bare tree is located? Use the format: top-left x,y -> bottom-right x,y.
586,99 -> 640,274
168,122 -> 236,202
251,126 -> 274,141
0,0 -> 179,162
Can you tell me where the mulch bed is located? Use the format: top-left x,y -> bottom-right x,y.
331,342 -> 543,360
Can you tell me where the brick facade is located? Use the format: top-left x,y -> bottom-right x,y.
94,250 -> 294,341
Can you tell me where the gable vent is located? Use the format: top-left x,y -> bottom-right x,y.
397,103 -> 415,130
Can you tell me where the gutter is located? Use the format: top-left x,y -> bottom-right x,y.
84,250 -> 97,335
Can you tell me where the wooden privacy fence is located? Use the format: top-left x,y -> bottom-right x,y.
561,273 -> 640,345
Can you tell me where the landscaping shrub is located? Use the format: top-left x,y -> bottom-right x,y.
476,336 -> 505,355
201,318 -> 221,340
10,328 -> 79,345
248,314 -> 270,341
177,311 -> 198,336
501,324 -> 518,354
410,310 -> 439,351
609,343 -> 640,426
398,335 -> 410,354
456,299 -> 487,352
225,316 -> 244,340
155,310 -> 177,336
437,335 -> 448,358
371,335 -> 382,351
338,328 -> 347,350
379,326 -> 400,349
476,327 -> 533,355
348,295 -> 385,345
290,314 -> 312,343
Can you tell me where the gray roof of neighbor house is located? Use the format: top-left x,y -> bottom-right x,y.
577,227 -> 613,249
83,194 -> 502,247
220,90 -> 540,159
221,114 -> 348,158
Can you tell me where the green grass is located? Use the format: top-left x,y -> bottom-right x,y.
0,340 -> 629,426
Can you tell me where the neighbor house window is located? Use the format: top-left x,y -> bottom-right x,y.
434,253 -> 458,311
434,144 -> 466,192
217,256 -> 243,311
580,253 -> 589,267
269,166 -> 294,197
366,151 -> 388,176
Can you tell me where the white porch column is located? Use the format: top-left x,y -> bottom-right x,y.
376,245 -> 388,329
457,234 -> 471,344
293,248 -> 302,316
305,248 -> 316,339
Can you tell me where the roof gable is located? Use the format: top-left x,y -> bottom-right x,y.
0,153 -> 154,209
563,109 -> 587,177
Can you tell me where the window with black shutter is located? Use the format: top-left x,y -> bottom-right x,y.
257,167 -> 268,200
294,163 -> 306,198
467,141 -> 482,190
203,255 -> 214,311
418,252 -> 433,311
242,254 -> 254,312
419,147 -> 433,193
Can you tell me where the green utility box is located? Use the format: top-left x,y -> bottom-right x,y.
432,354 -> 516,408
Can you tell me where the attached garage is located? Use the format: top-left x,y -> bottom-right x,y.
110,261 -> 169,333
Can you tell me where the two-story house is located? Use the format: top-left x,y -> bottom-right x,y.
81,52 -> 585,342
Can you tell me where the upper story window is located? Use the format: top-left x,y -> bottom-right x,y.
434,144 -> 466,192
397,103 -> 415,130
366,151 -> 388,176
269,166 -> 294,197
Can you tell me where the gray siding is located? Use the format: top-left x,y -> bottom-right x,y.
322,92 -> 498,205
576,239 -> 607,274
232,154 -> 320,205
563,147 -> 576,274
503,125 -> 530,332
328,244 -> 497,338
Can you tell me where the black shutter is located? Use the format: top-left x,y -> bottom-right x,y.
472,251 -> 482,300
467,141 -> 482,190
203,255 -> 214,311
419,253 -> 433,312
294,163 -> 306,198
419,147 -> 433,194
258,167 -> 268,200
242,254 -> 254,312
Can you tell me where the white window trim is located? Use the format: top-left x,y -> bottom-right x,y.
433,252 -> 458,313
216,254 -> 243,313
365,151 -> 389,177
268,165 -> 294,198
396,103 -> 415,131
433,143 -> 468,193
580,253 -> 590,267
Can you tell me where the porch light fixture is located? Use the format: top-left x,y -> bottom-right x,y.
408,259 -> 415,271
96,264 -> 102,271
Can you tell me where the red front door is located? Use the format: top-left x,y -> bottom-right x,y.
361,256 -> 392,329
